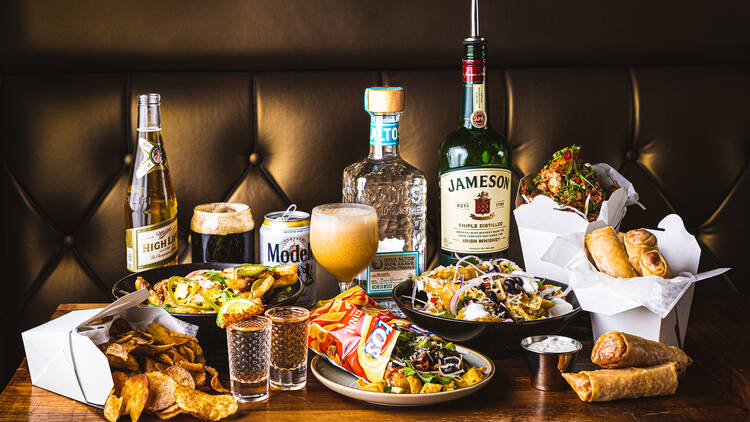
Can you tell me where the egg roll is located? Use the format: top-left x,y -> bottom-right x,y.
616,232 -> 626,247
585,227 -> 638,278
624,229 -> 658,275
562,362 -> 678,402
591,331 -> 692,375
640,250 -> 673,278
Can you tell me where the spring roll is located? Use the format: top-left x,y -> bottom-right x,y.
585,227 -> 638,278
591,331 -> 692,374
562,363 -> 678,402
640,250 -> 673,278
624,229 -> 658,275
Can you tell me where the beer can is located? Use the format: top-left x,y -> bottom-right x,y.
260,210 -> 316,307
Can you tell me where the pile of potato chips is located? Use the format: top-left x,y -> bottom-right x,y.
99,319 -> 238,421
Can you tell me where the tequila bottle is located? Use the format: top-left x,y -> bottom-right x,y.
438,0 -> 512,265
343,87 -> 427,306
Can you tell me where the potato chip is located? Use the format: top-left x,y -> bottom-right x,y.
156,353 -> 174,366
122,374 -> 149,422
178,361 -> 205,373
114,332 -> 136,344
205,366 -> 229,393
146,323 -> 192,346
106,342 -> 138,361
191,370 -> 207,386
104,391 -> 124,422
174,386 -> 238,421
143,357 -> 161,373
153,403 -> 181,420
164,365 -> 195,389
109,318 -> 132,336
108,354 -> 139,372
111,371 -> 129,396
178,345 -> 195,362
145,371 -> 178,411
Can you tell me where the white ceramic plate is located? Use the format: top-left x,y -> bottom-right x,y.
310,345 -> 495,407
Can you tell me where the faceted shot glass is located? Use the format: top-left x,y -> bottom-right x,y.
226,316 -> 272,402
265,306 -> 310,390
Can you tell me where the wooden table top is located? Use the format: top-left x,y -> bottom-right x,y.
1,297 -> 748,422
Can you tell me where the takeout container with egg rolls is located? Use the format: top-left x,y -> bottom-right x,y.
514,164 -> 640,283
540,214 -> 729,347
21,289 -> 197,407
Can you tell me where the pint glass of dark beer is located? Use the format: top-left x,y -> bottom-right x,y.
191,203 -> 255,263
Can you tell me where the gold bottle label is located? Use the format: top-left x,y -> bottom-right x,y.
126,216 -> 178,271
135,136 -> 169,178
440,167 -> 511,254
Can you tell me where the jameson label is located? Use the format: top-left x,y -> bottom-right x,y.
126,216 -> 178,271
135,137 -> 168,178
440,167 -> 511,254
365,251 -> 419,295
369,120 -> 399,146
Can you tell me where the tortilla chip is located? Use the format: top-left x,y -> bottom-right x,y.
104,391 -> 124,422
122,374 -> 149,422
174,386 -> 238,421
206,366 -> 229,393
145,371 -> 178,411
164,365 -> 196,389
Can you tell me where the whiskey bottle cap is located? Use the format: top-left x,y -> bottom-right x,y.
365,87 -> 404,113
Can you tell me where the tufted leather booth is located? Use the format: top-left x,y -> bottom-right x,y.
2,0 -> 749,388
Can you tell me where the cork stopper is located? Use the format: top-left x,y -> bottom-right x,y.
365,87 -> 404,113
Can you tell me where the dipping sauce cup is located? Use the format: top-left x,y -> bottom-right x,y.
520,335 -> 582,391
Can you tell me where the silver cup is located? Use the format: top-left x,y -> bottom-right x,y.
520,335 -> 582,391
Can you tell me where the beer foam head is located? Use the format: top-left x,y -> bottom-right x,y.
191,202 -> 254,235
313,203 -> 377,219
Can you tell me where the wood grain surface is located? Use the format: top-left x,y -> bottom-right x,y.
1,297 -> 748,422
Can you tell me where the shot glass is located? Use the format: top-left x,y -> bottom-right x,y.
265,306 -> 310,390
226,316 -> 271,402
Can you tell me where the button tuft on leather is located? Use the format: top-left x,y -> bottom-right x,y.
249,152 -> 263,165
64,235 -> 74,247
123,154 -> 133,166
626,149 -> 639,161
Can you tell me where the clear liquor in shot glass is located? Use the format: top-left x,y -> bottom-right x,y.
226,316 -> 271,402
265,306 -> 310,390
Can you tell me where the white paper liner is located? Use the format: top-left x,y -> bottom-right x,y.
541,214 -> 730,318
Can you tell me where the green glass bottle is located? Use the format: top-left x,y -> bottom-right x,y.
438,0 -> 511,265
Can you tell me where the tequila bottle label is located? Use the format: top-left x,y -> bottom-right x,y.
126,215 -> 178,271
440,167 -> 511,254
370,120 -> 399,146
365,251 -> 420,295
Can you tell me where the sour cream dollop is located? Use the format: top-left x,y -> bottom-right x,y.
462,302 -> 490,321
526,336 -> 579,353
547,297 -> 574,317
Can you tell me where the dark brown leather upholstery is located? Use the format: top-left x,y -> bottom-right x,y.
2,0 -> 748,388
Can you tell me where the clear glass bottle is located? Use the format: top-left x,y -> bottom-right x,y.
125,93 -> 179,272
343,87 -> 427,307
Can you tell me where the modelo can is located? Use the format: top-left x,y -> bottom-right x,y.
260,210 -> 316,307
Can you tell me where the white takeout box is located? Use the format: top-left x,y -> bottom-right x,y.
541,214 -> 729,347
22,289 -> 198,407
514,163 -> 641,283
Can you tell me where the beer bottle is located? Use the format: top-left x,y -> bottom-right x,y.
125,93 -> 178,272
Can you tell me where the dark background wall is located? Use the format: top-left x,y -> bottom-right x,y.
2,0 -> 749,389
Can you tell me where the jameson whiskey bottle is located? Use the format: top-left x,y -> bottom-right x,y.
125,93 -> 178,272
343,87 -> 427,306
438,0 -> 511,265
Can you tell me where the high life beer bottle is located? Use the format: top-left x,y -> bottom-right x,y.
438,0 -> 512,266
125,93 -> 178,272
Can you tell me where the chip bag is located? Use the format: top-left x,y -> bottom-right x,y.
308,286 -> 433,383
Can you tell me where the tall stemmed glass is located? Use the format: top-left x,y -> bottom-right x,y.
310,203 -> 379,293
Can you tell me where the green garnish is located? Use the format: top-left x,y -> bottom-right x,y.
444,342 -> 456,351
437,312 -> 456,319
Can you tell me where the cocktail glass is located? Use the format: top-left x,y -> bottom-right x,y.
310,203 -> 378,293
